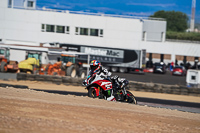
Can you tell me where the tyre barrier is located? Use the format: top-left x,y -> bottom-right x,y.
15,73 -> 200,96
128,81 -> 200,97
17,73 -> 83,86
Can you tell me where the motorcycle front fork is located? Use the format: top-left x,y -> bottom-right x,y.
121,88 -> 129,100
122,87 -> 127,95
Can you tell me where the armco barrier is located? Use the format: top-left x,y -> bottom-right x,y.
16,73 -> 200,97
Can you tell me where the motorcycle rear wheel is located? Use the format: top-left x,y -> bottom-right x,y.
126,91 -> 137,104
88,87 -> 97,98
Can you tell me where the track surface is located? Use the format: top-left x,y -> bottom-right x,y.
0,71 -> 186,86
113,71 -> 186,85
1,84 -> 200,133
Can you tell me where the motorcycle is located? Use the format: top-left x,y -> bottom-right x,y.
83,73 -> 137,104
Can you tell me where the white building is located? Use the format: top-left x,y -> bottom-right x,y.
0,0 -> 199,66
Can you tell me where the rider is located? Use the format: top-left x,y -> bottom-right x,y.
83,60 -> 115,101
84,60 -> 111,85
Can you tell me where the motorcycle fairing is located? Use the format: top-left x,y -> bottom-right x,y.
92,80 -> 112,91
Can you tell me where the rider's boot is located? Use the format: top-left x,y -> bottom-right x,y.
106,89 -> 116,101
107,95 -> 116,101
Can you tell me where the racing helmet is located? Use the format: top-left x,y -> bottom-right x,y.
90,60 -> 101,73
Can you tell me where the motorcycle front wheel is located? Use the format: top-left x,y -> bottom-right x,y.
88,87 -> 97,98
126,91 -> 137,104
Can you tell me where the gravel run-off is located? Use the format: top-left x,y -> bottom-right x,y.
0,80 -> 200,133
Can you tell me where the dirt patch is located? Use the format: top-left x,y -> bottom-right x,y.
0,80 -> 200,133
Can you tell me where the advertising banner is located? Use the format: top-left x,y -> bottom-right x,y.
80,47 -> 124,63
60,43 -> 141,68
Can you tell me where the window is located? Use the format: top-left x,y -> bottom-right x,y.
99,29 -> 103,37
28,53 -> 40,60
61,56 -> 75,63
142,31 -> 146,41
90,29 -> 99,36
0,49 -> 5,55
75,27 -> 79,35
46,25 -> 55,32
75,27 -> 103,37
56,25 -> 65,33
27,1 -> 34,8
41,24 -> 104,37
161,32 -> 165,42
41,24 -> 46,32
191,76 -> 196,80
66,26 -> 70,34
6,49 -> 10,57
41,24 -> 70,34
8,0 -> 12,8
80,28 -> 88,35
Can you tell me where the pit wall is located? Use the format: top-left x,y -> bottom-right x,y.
17,73 -> 200,97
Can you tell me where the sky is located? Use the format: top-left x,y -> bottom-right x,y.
36,0 -> 200,23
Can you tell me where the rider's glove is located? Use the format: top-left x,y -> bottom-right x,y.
107,71 -> 112,76
82,80 -> 87,86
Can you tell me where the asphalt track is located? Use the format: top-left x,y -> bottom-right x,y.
113,71 -> 186,86
0,71 -> 186,86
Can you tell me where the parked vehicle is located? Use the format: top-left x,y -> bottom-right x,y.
153,62 -> 166,74
59,43 -> 146,74
186,69 -> 200,88
44,54 -> 86,78
18,51 -> 42,74
83,73 -> 137,104
172,66 -> 187,76
0,47 -> 18,73
143,68 -> 153,73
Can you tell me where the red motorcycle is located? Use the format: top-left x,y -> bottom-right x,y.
83,73 -> 137,104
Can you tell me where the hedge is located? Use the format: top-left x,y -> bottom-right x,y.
166,31 -> 200,41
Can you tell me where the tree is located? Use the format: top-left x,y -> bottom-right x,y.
150,10 -> 189,32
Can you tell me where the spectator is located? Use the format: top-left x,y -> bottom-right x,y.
175,59 -> 178,65
170,61 -> 174,71
186,62 -> 191,70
